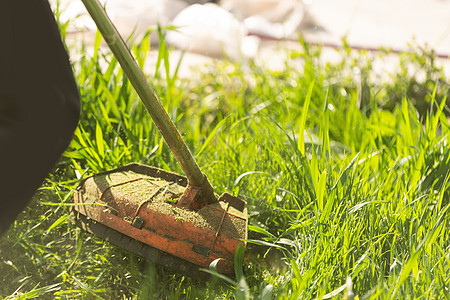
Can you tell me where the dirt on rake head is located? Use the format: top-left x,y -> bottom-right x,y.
73,163 -> 247,276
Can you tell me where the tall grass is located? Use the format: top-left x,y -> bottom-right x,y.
1,11 -> 450,299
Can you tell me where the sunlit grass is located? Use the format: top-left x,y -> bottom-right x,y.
1,10 -> 450,299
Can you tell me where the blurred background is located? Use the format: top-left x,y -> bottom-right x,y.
49,0 -> 450,76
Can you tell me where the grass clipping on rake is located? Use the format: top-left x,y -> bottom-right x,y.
84,170 -> 246,238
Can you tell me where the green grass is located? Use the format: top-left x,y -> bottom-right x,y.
1,12 -> 450,299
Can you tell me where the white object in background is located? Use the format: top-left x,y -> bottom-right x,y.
220,0 -> 305,39
49,0 -> 188,41
167,4 -> 259,61
106,0 -> 188,39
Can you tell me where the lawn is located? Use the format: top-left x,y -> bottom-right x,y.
1,13 -> 450,299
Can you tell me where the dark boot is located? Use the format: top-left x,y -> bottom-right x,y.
0,0 -> 80,235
